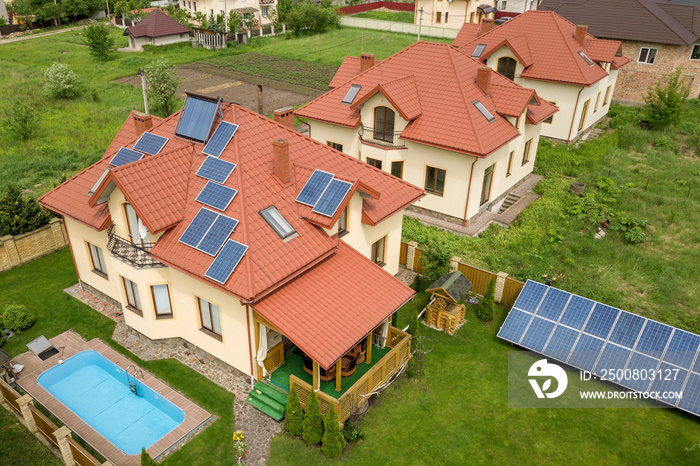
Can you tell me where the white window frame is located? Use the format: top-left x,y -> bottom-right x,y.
637,47 -> 657,64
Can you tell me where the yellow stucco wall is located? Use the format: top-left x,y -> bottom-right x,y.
415,0 -> 496,28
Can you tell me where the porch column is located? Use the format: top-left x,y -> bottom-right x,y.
254,321 -> 262,380
366,334 -> 373,364
335,360 -> 342,391
312,361 -> 320,391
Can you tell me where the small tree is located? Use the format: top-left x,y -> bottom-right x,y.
0,185 -> 53,236
477,278 -> 495,322
301,390 -> 324,445
320,408 -> 345,458
82,23 -> 116,61
227,10 -> 243,32
285,386 -> 303,436
643,67 -> 689,130
43,63 -> 79,99
144,60 -> 182,116
2,103 -> 39,141
408,310 -> 420,351
419,242 -> 452,284
140,448 -> 156,466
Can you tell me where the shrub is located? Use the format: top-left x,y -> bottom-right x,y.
419,242 -> 451,284
2,103 -> 39,141
82,23 -> 116,61
408,310 -> 419,351
285,0 -> 340,36
342,423 -> 364,443
285,386 -> 303,436
0,185 -> 54,236
140,448 -> 156,465
410,274 -> 422,292
301,390 -> 323,445
3,304 -> 36,334
43,63 -> 79,99
144,59 -> 182,116
321,408 -> 345,458
643,67 -> 689,130
476,278 -> 495,322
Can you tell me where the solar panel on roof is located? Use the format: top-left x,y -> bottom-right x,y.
179,208 -> 218,248
133,132 -> 168,155
176,96 -> 219,142
472,43 -> 486,59
196,181 -> 237,211
196,156 -> 236,184
197,215 -> 238,256
296,170 -> 334,206
497,280 -> 700,418
342,84 -> 362,105
110,147 -> 144,167
203,122 -> 239,157
312,178 -> 353,217
205,239 -> 248,284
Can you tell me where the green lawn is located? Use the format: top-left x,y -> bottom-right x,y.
269,299 -> 700,465
350,11 -> 415,24
403,103 -> 700,334
0,406 -> 62,466
0,249 -> 235,465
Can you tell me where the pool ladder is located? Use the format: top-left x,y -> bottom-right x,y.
126,365 -> 144,397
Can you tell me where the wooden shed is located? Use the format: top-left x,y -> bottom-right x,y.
424,271 -> 472,335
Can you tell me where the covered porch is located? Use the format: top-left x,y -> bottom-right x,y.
254,312 -> 411,423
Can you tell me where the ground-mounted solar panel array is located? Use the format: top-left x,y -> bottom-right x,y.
498,280 -> 700,417
203,122 -> 239,157
133,132 -> 168,155
110,148 -> 144,167
296,169 -> 352,217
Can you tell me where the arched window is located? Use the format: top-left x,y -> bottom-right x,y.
373,107 -> 395,143
497,57 -> 517,80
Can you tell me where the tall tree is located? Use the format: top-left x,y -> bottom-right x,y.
82,23 -> 116,61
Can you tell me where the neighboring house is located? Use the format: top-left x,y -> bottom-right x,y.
123,9 -> 191,50
0,0 -> 8,23
413,0 -> 496,28
496,0 -> 540,14
454,11 -> 629,143
539,0 -> 700,104
180,0 -> 275,27
38,96 -> 423,421
295,42 -> 557,225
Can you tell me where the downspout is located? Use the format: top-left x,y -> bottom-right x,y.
462,158 -> 479,226
245,304 -> 255,389
566,87 -> 584,147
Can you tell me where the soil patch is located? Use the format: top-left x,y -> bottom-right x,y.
114,61 -> 328,115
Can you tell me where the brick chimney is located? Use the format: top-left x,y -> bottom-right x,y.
133,112 -> 152,137
273,139 -> 290,183
476,67 -> 491,95
575,25 -> 588,45
480,18 -> 493,34
360,54 -> 375,73
273,107 -> 295,129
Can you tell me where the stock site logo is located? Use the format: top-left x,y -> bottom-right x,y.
528,359 -> 568,399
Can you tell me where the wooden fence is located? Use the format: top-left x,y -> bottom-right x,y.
401,241 -> 525,308
0,378 -> 102,465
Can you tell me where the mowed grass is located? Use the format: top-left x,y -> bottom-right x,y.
0,407 -> 62,466
0,249 -> 235,465
269,299 -> 700,465
350,11 -> 415,23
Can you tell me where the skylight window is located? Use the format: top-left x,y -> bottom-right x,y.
342,84 -> 362,105
260,206 -> 297,240
472,44 -> 486,59
578,51 -> 594,66
473,100 -> 496,123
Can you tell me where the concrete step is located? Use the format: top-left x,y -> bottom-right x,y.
498,193 -> 522,214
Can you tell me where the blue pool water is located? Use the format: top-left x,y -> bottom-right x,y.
38,350 -> 184,455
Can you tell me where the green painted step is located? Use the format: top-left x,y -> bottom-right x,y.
255,381 -> 289,406
246,394 -> 285,421
250,388 -> 286,413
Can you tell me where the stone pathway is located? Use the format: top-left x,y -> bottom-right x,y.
405,174 -> 544,237
64,283 -> 284,465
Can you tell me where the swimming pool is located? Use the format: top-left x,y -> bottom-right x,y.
38,350 -> 184,455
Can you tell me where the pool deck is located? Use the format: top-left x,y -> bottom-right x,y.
12,330 -> 212,466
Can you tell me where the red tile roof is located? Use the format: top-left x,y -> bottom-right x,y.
254,241 -> 415,369
328,56 -> 382,89
39,103 -> 423,303
454,11 -> 628,86
124,9 -> 191,39
297,41 -> 554,157
452,22 -> 488,49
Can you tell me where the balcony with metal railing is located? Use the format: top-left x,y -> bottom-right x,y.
358,124 -> 406,148
106,225 -> 164,268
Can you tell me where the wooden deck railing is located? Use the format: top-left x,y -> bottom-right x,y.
290,327 -> 411,423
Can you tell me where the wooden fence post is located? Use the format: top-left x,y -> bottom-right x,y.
53,426 -> 75,465
405,241 -> 418,272
495,271 -> 508,303
17,395 -> 38,434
